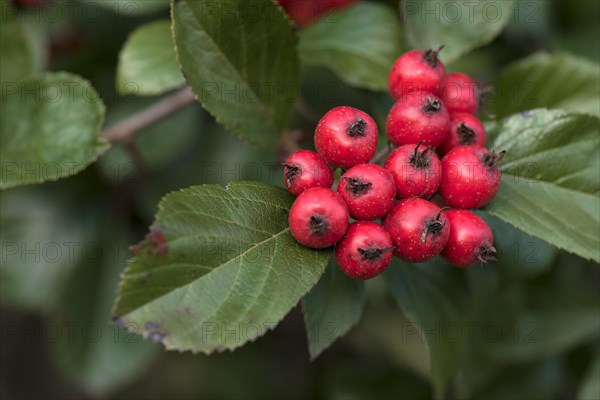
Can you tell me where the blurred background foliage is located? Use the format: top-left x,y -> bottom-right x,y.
1,0 -> 599,399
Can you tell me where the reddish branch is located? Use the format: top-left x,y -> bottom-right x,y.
100,87 -> 196,144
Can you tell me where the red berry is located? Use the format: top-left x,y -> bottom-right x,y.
277,0 -> 357,27
315,106 -> 378,169
441,209 -> 497,267
388,48 -> 446,100
386,91 -> 450,148
335,221 -> 393,280
383,198 -> 450,263
289,187 -> 349,249
439,146 -> 505,209
440,72 -> 479,114
337,164 -> 396,220
437,112 -> 486,156
283,150 -> 334,195
384,142 -> 441,199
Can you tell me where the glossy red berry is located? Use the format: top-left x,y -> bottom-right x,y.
289,187 -> 349,249
441,209 -> 497,267
384,142 -> 441,199
315,106 -> 378,169
337,164 -> 396,221
386,91 -> 450,148
440,72 -> 479,115
437,112 -> 486,156
383,198 -> 450,263
439,146 -> 505,209
335,222 -> 394,280
388,48 -> 446,100
283,150 -> 334,195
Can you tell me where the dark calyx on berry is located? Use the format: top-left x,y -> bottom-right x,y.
283,164 -> 301,183
477,243 -> 498,263
343,177 -> 372,196
422,97 -> 442,113
308,215 -> 328,236
347,117 -> 367,137
421,211 -> 446,242
458,123 -> 476,145
483,150 -> 506,168
358,246 -> 394,262
409,141 -> 434,169
422,45 -> 444,67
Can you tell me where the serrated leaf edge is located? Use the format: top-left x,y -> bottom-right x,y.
0,71 -> 109,190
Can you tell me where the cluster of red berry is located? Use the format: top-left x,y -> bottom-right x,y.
284,48 -> 504,280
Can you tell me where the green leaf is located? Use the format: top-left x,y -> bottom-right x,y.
462,259 -> 599,391
485,109 -> 600,262
85,0 -> 169,16
578,351 -> 600,400
0,186 -> 156,396
385,250 -> 598,398
113,182 -> 330,353
0,72 -> 109,189
298,2 -> 402,90
348,300 -> 431,380
480,213 -> 557,281
384,260 -> 473,399
481,284 -> 600,363
381,247 -> 596,398
473,359 -> 562,400
0,187 -> 95,311
172,0 -> 300,149
489,52 -> 600,118
302,261 -> 366,359
402,0 -> 514,64
461,254 -> 599,394
117,20 -> 185,96
52,225 -> 157,398
0,0 -> 34,89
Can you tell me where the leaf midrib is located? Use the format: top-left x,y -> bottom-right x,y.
181,0 -> 278,131
120,227 -> 291,319
173,228 -> 290,345
488,177 -> 599,260
500,173 -> 599,214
